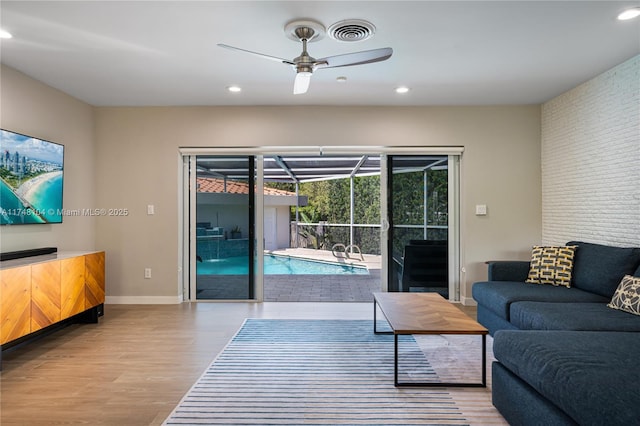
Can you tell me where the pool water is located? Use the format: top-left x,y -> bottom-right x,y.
197,254 -> 368,275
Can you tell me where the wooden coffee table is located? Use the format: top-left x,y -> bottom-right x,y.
373,292 -> 488,387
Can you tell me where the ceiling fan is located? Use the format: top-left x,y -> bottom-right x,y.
218,20 -> 393,95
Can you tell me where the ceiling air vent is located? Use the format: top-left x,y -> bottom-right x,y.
328,19 -> 376,42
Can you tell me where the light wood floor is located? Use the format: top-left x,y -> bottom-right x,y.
0,302 -> 478,425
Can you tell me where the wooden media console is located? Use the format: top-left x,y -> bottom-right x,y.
0,251 -> 105,369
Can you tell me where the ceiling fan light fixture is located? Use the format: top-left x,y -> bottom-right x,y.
293,72 -> 312,95
618,7 -> 640,20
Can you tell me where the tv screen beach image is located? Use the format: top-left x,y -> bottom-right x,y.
0,129 -> 64,225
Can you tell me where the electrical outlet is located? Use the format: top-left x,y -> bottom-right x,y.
144,268 -> 152,279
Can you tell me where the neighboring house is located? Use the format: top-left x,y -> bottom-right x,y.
196,177 -> 307,250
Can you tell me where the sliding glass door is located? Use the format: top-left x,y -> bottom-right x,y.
387,155 -> 459,300
180,148 -> 461,303
191,156 -> 256,300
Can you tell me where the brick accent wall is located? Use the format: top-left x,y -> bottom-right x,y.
541,55 -> 639,247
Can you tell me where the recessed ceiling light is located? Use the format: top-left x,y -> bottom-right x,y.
227,85 -> 242,93
395,86 -> 410,94
336,76 -> 347,83
0,29 -> 13,39
618,7 -> 640,20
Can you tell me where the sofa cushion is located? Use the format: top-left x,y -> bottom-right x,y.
510,301 -> 640,331
493,330 -> 640,426
526,245 -> 576,287
472,281 -> 608,320
567,241 -> 640,298
487,260 -> 531,281
477,305 -> 519,336
608,275 -> 640,316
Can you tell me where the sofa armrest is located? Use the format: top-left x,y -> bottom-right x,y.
487,261 -> 530,281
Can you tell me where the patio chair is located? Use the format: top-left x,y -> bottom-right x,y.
399,240 -> 448,298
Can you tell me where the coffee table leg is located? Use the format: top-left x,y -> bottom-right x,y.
394,334 -> 399,386
482,334 -> 487,386
395,333 -> 487,387
373,299 -> 377,333
373,298 -> 393,335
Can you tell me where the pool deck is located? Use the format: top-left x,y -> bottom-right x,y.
197,248 -> 383,302
266,247 -> 381,270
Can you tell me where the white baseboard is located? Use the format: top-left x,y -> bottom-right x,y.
105,295 -> 476,306
105,295 -> 183,304
460,296 -> 477,306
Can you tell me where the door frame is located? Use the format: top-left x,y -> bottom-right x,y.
179,146 -> 463,302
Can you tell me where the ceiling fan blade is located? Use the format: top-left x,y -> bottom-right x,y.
315,47 -> 393,69
293,72 -> 312,95
217,43 -> 295,65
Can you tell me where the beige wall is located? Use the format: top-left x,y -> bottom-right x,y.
0,65 -> 96,253
94,106 -> 542,303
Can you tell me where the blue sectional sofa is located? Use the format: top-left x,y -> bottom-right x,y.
472,241 -> 640,425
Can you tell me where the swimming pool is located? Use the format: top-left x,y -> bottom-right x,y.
197,254 -> 368,275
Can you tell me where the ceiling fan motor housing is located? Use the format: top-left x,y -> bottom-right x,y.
296,64 -> 314,74
292,26 -> 322,73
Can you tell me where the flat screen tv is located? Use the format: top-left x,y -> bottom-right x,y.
0,129 -> 64,225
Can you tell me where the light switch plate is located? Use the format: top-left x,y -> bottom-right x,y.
475,204 -> 487,216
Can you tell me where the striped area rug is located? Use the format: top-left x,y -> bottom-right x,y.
164,319 -> 492,425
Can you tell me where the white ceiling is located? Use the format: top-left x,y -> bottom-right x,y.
1,1 -> 638,107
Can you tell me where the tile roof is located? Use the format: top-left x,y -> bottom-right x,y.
197,177 -> 296,196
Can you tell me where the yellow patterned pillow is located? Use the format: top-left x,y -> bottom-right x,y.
608,275 -> 640,316
526,245 -> 577,287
